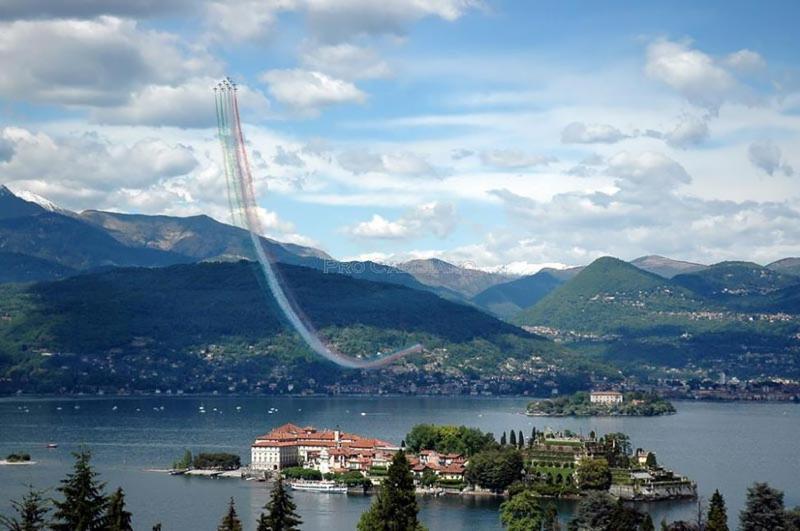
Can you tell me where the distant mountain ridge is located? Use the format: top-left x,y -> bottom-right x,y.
396,258 -> 512,298
471,270 -> 564,318
630,255 -> 707,278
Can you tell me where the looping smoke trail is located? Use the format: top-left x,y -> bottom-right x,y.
214,78 -> 423,369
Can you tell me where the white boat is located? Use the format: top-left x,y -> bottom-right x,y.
288,481 -> 347,493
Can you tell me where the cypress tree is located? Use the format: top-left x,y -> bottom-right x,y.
0,487 -> 49,531
257,477 -> 302,531
500,432 -> 507,446
518,431 -> 525,449
740,483 -> 785,531
529,427 -> 536,448
105,488 -> 133,531
51,450 -> 108,531
509,430 -> 517,447
152,525 -> 162,531
707,489 -> 728,531
357,451 -> 426,531
217,498 -> 243,531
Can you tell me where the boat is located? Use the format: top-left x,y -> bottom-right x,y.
288,481 -> 347,493
46,443 -> 58,449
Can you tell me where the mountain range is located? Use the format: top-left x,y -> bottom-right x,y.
1,184 -> 798,389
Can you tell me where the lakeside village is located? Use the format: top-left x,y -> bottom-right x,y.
168,420 -> 696,503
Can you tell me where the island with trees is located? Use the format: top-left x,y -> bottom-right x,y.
526,391 -> 676,417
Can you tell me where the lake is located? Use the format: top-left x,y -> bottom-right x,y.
0,396 -> 798,530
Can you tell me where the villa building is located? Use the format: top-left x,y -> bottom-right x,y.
250,423 -> 397,472
589,390 -> 624,405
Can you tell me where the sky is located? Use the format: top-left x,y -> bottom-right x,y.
1,0 -> 799,273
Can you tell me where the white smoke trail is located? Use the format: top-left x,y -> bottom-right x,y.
214,79 -> 422,369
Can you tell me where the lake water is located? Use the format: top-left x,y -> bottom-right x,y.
0,396 -> 798,530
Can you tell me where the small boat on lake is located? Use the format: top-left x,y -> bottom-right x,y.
288,481 -> 347,494
46,443 -> 58,449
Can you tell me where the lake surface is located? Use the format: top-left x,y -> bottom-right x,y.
0,396 -> 798,530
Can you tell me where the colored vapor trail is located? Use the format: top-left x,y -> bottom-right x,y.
213,78 -> 423,369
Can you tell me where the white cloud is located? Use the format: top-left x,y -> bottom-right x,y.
205,0 -> 296,42
0,0 -> 194,20
0,17 -> 217,106
480,149 -> 555,170
664,114 -> 710,148
346,201 -> 457,240
273,146 -> 305,167
606,151 -> 691,199
303,0 -> 483,42
645,38 -> 736,112
301,43 -> 391,80
724,49 -> 766,73
338,150 -> 441,177
561,121 -> 627,144
748,140 -> 794,177
260,69 -> 366,114
90,78 -> 270,128
0,127 -> 198,196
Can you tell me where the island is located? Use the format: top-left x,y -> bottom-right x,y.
0,452 -> 34,465
526,390 -> 676,417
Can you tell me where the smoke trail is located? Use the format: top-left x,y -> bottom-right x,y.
214,79 -> 422,369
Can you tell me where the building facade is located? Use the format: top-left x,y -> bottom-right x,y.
589,390 -> 624,405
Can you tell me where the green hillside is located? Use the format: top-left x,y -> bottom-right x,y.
0,261 -> 579,393
514,257 -> 800,374
0,252 -> 76,283
515,257 -> 703,331
472,271 -> 563,318
673,261 -> 799,297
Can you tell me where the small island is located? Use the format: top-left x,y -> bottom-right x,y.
0,452 -> 34,465
526,391 -> 676,417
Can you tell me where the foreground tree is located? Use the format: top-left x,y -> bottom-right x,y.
568,491 -> 616,531
357,451 -> 426,531
257,477 -> 302,531
740,482 -> 786,531
499,491 -> 543,531
641,514 -> 655,531
543,503 -> 560,531
104,488 -> 133,531
786,506 -> 800,531
217,498 -> 243,531
51,450 -> 109,531
0,488 -> 49,531
706,490 -> 728,531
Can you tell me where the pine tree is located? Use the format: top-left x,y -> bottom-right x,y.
740,483 -> 786,531
257,477 -> 302,531
0,487 -> 49,531
357,451 -> 426,531
707,489 -> 729,531
104,488 -> 133,531
217,498 -> 242,531
641,514 -> 655,531
51,450 -> 108,531
509,430 -> 517,447
500,432 -> 507,446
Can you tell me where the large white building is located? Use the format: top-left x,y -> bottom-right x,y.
589,390 -> 623,405
250,423 -> 396,472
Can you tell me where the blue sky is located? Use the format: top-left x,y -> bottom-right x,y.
0,1 -> 798,272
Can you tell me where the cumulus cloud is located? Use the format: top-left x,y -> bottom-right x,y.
260,69 -> 366,114
645,38 -> 737,112
0,136 -> 15,162
0,127 -> 198,196
488,150 -> 800,266
724,49 -> 767,73
90,78 -> 270,128
748,140 -> 794,177
301,43 -> 391,80
303,0 -> 483,42
346,201 -> 457,240
480,149 -> 555,170
561,122 -> 628,144
0,0 -> 194,20
338,150 -> 441,177
273,146 -> 305,167
0,17 -> 217,107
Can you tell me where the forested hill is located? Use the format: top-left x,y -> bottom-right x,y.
0,261 -> 573,393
